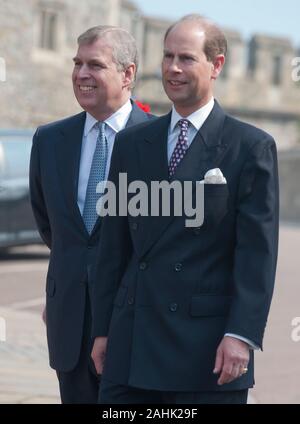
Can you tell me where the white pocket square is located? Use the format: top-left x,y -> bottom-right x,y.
199,168 -> 227,184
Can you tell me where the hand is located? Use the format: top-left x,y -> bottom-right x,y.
42,306 -> 46,325
91,337 -> 108,375
213,336 -> 250,385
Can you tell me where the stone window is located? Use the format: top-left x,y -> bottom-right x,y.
39,9 -> 58,51
272,55 -> 282,86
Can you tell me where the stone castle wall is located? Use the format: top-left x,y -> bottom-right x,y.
0,0 -> 300,150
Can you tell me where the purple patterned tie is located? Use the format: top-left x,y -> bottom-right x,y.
169,119 -> 190,179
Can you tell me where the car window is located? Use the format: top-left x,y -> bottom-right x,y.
0,143 -> 4,180
0,137 -> 32,180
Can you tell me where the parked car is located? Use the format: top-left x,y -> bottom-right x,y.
0,129 -> 42,249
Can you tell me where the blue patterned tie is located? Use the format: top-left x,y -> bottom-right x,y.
82,122 -> 108,234
169,119 -> 190,179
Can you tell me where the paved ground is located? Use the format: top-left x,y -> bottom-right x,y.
251,223 -> 300,404
0,245 -> 59,404
0,224 -> 299,404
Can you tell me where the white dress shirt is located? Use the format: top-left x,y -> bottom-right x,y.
77,99 -> 132,215
167,97 -> 214,161
168,97 -> 258,350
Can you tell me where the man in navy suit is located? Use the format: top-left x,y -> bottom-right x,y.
29,25 -> 153,403
91,15 -> 279,404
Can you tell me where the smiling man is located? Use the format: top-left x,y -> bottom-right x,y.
29,25 -> 153,403
91,15 -> 279,404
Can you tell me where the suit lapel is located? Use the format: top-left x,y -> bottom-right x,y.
139,101 -> 228,257
135,114 -> 170,256
126,101 -> 153,127
55,112 -> 89,236
137,113 -> 170,185
173,101 -> 228,181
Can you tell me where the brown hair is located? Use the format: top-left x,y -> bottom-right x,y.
164,14 -> 227,62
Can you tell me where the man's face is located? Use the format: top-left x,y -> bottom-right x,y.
72,37 -> 127,119
162,23 -> 224,116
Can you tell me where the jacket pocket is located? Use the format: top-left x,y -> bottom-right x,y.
204,184 -> 229,197
203,186 -> 229,228
46,277 -> 56,297
190,295 -> 232,317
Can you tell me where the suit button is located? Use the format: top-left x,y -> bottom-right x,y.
132,223 -> 138,230
169,303 -> 178,312
87,244 -> 93,250
128,297 -> 134,305
139,262 -> 147,270
174,263 -> 182,272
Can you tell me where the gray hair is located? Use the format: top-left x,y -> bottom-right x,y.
164,14 -> 227,62
78,25 -> 138,89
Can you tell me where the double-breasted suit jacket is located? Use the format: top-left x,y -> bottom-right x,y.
92,101 -> 279,391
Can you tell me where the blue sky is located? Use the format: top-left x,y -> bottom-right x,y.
133,0 -> 300,47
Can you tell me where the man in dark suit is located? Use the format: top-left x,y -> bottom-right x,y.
91,15 -> 279,404
29,25 -> 153,403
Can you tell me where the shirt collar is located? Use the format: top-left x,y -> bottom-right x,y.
84,113 -> 98,137
84,99 -> 132,136
170,97 -> 215,133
